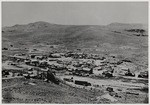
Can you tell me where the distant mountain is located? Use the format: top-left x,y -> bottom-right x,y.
2,21 -> 148,51
107,22 -> 148,30
2,21 -> 66,33
3,21 -> 147,33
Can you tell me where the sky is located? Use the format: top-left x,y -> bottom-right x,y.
2,2 -> 148,27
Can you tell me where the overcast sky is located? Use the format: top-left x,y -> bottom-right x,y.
2,2 -> 148,27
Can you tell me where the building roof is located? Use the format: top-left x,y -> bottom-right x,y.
82,68 -> 91,71
10,55 -> 27,60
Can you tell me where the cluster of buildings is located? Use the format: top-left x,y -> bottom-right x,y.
2,51 -> 148,81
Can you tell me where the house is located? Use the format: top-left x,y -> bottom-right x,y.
63,78 -> 73,82
124,70 -> 135,77
113,66 -> 130,76
30,60 -> 39,66
138,71 -> 148,78
50,53 -> 61,58
82,68 -> 91,73
94,66 -> 102,70
93,68 -> 104,76
55,64 -> 66,71
28,52 -> 43,59
102,71 -> 113,77
67,65 -> 77,71
9,55 -> 27,62
36,55 -> 47,60
74,67 -> 93,76
94,60 -> 104,66
38,61 -> 48,68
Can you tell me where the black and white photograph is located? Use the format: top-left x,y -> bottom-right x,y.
2,1 -> 149,104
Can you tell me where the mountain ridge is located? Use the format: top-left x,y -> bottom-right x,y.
2,21 -> 147,30
2,21 -> 148,52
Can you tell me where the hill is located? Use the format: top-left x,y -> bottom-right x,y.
2,21 -> 148,49
2,78 -> 103,103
